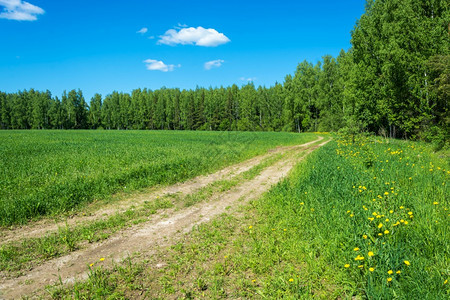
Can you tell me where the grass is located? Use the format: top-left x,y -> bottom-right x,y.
46,134 -> 448,299
0,138 -> 323,276
0,130 -> 316,226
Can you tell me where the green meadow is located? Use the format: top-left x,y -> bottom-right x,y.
0,130 -> 315,226
48,134 -> 449,299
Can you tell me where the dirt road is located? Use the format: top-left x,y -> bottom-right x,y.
0,136 -> 329,299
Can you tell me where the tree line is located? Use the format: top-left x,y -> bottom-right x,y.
0,0 -> 448,142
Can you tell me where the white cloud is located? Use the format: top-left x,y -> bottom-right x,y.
240,77 -> 257,82
204,59 -> 224,70
0,0 -> 44,21
137,27 -> 148,34
143,59 -> 179,72
158,26 -> 230,47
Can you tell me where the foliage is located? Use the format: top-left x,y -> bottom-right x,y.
0,1 -> 448,138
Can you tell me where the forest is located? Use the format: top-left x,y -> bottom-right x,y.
0,1 -> 448,145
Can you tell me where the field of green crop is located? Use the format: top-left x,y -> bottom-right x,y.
52,134 -> 449,299
0,130 -> 315,226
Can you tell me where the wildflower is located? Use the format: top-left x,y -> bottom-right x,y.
252,279 -> 256,283
404,221 -> 408,225
378,223 -> 383,229
354,255 -> 364,261
249,226 -> 253,229
363,234 -> 368,239
384,192 -> 389,196
350,214 -> 354,217
433,202 -> 438,205
404,260 -> 410,266
396,270 -> 401,274
289,278 -> 294,282
99,257 -> 105,261
372,212 -> 378,216
344,264 -> 350,268
89,263 -> 94,267
354,247 -> 360,251
384,230 -> 389,234
385,219 -> 389,222
369,267 -> 375,272
378,233 -> 383,236
368,251 -> 374,257
408,212 -> 413,215
300,202 -> 304,205
284,228 -> 287,231
444,279 -> 448,284
358,265 -> 364,268
389,210 -> 394,213
388,270 -> 393,275
400,206 -> 404,209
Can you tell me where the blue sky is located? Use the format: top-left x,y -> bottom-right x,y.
0,0 -> 366,100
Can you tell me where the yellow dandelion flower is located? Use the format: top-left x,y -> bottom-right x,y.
408,212 -> 413,215
368,251 -> 374,257
99,257 -> 105,261
344,264 -> 350,268
433,202 -> 438,205
444,279 -> 448,284
378,233 -> 383,236
400,219 -> 405,223
363,234 -> 368,239
369,267 -> 375,272
372,212 -> 378,216
378,223 -> 383,229
400,206 -> 404,209
385,219 -> 389,222
300,202 -> 304,205
396,270 -> 401,274
387,277 -> 392,282
354,247 -> 360,251
384,230 -> 389,234
358,265 -> 364,268
252,279 -> 256,283
384,192 -> 389,196
89,263 -> 94,267
249,225 -> 253,229
284,228 -> 287,231
404,221 -> 409,225
404,260 -> 410,266
289,278 -> 294,282
350,214 -> 354,217
389,210 -> 394,213
388,270 -> 393,275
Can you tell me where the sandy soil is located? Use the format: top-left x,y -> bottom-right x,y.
0,137 -> 328,299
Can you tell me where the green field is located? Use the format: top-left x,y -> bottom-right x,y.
48,134 -> 449,299
0,130 -> 315,226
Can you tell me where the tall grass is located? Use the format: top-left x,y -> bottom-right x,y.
241,135 -> 449,298
0,130 -> 315,226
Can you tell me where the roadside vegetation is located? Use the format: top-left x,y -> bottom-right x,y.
47,134 -> 448,299
0,130 -> 315,226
